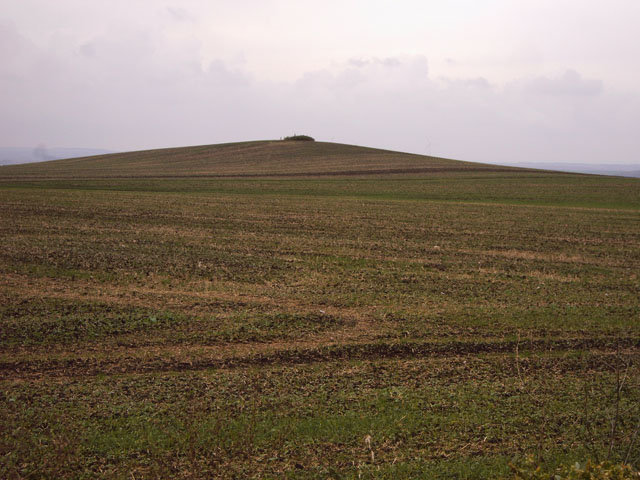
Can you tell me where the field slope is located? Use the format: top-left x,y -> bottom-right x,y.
0,140 -> 525,178
1,141 -> 640,479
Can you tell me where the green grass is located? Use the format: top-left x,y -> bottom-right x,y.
2,174 -> 639,209
3,355 -> 639,478
0,296 -> 184,346
1,141 -> 639,478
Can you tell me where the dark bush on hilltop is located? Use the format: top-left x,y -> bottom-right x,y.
283,135 -> 315,142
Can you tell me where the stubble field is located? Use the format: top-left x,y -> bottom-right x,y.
1,144 -> 640,478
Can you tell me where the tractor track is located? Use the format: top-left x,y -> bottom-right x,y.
2,336 -> 639,379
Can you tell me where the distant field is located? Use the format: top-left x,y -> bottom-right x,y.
1,142 -> 639,478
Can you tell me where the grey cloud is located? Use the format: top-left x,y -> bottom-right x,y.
524,69 -> 604,96
78,42 -> 96,58
0,21 -> 40,79
166,6 -> 193,22
75,31 -> 156,68
316,56 -> 429,92
379,57 -> 401,67
296,67 -> 366,91
0,22 -> 637,166
0,21 -> 27,59
347,57 -> 369,68
282,62 -> 635,165
442,76 -> 492,89
464,77 -> 491,89
347,56 -> 402,68
206,60 -> 252,87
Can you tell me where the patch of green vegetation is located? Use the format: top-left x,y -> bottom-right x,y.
207,312 -> 346,343
2,174 -> 639,209
2,354 -> 639,478
0,297 -> 183,345
510,456 -> 639,479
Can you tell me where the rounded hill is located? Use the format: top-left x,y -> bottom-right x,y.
0,140 -> 521,179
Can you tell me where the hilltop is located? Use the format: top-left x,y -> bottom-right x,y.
0,140 -> 524,179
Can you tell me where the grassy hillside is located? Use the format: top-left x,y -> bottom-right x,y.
1,142 -> 639,479
0,140 -> 524,178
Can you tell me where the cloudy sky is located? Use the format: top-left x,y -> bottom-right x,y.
2,0 -> 640,165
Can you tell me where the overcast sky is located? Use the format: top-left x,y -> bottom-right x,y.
2,0 -> 640,165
